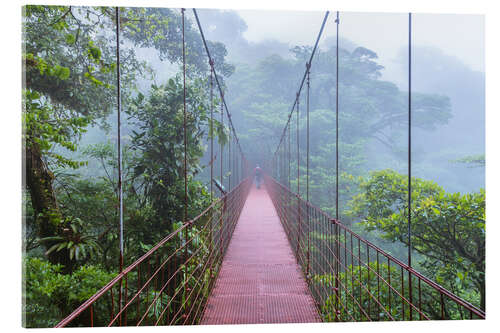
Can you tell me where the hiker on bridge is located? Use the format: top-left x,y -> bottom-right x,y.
254,165 -> 263,189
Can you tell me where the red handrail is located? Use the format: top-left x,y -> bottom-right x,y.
265,174 -> 485,321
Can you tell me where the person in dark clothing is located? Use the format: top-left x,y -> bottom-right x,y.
254,165 -> 263,189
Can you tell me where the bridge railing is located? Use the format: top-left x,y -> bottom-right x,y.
265,175 -> 485,322
55,178 -> 251,327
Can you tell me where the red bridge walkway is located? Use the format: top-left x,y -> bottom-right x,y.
201,184 -> 321,325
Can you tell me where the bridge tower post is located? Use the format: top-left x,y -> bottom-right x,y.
295,93 -> 301,258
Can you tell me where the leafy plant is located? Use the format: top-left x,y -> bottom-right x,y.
40,217 -> 101,261
347,169 -> 485,309
23,257 -> 115,327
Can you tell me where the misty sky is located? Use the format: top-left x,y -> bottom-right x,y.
236,10 -> 484,79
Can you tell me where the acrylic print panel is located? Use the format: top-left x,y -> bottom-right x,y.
21,2 -> 485,328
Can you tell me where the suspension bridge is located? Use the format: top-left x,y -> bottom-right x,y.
54,8 -> 485,327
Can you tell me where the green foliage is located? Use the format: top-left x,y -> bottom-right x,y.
126,77 -> 216,234
123,7 -> 234,78
23,257 -> 115,328
24,53 -> 71,80
453,154 -> 485,168
313,262 -> 404,321
23,6 -> 134,118
22,4 -> 483,326
230,44 -> 451,216
23,89 -> 89,169
22,5 -> 233,328
40,217 -> 101,261
313,261 -> 474,321
54,143 -> 143,270
347,169 -> 485,309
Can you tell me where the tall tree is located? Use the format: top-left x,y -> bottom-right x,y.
23,6 -> 128,271
126,77 -> 226,237
347,169 -> 485,309
22,5 -> 233,271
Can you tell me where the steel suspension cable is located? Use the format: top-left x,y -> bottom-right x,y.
182,8 -> 188,223
306,63 -> 310,204
288,119 -> 291,189
115,6 -> 123,274
228,130 -> 231,191
273,11 -> 330,158
221,92 -> 224,187
115,7 -> 124,326
208,60 -> 214,281
408,11 -> 413,320
192,8 -> 246,161
210,61 -> 214,200
407,12 -> 413,269
296,93 -> 301,255
181,8 -> 189,316
334,10 -> 341,321
306,62 -> 311,276
335,11 -> 340,222
190,7 -> 246,190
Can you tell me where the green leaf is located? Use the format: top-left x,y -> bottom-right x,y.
65,33 -> 75,45
45,243 -> 60,255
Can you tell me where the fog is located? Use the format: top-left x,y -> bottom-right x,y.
51,6 -> 485,261
235,10 -> 484,74
68,7 -> 484,197
23,5 -> 486,316
195,9 -> 484,194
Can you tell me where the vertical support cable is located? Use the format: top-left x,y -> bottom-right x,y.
296,93 -> 301,256
334,10 -> 340,321
306,63 -> 310,203
208,59 -> 214,280
282,140 -> 285,184
272,156 -> 275,179
288,120 -> 291,189
408,12 -> 412,268
234,139 -> 237,184
182,8 -> 188,223
115,5 -> 123,272
235,139 -> 238,184
219,91 -> 225,259
209,61 -> 214,200
220,92 -> 224,188
306,62 -> 311,277
408,11 -> 413,320
279,146 -> 282,182
220,89 -> 225,257
115,7 -> 124,325
237,138 -> 239,183
228,131 -> 231,191
232,136 -> 235,186
278,145 -> 280,182
283,143 -> 285,184
181,8 -> 189,315
335,11 -> 340,222
288,120 -> 291,228
234,137 -> 237,185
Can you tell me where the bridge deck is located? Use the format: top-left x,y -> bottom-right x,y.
201,184 -> 321,325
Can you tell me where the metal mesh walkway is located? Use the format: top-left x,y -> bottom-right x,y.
201,184 -> 321,325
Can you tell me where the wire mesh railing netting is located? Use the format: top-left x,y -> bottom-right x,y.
55,178 -> 251,327
265,175 -> 485,322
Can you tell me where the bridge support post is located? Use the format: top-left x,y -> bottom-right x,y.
331,219 -> 340,322
295,93 -> 301,260
220,196 -> 227,259
305,204 -> 310,279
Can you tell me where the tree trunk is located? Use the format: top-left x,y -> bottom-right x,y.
480,278 -> 485,311
25,140 -> 74,273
